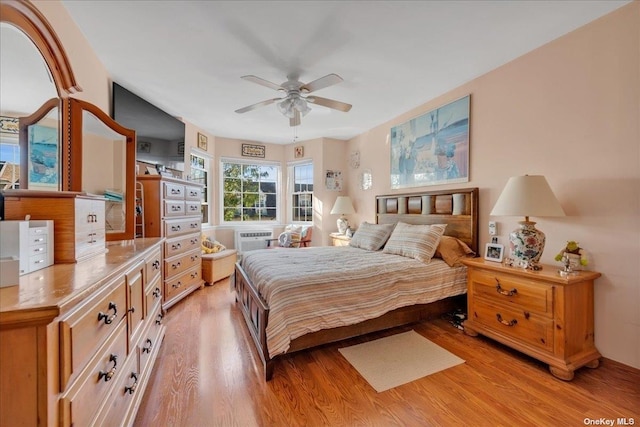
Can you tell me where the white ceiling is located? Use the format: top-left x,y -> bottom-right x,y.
61,1 -> 629,145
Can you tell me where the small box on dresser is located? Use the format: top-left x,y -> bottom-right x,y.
462,257 -> 602,381
138,175 -> 204,310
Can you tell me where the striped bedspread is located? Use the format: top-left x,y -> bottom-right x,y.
240,246 -> 468,358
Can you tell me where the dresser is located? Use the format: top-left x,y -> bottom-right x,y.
0,238 -> 164,427
138,176 -> 204,310
3,190 -> 107,263
462,257 -> 601,380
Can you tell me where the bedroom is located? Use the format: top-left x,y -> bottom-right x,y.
0,0 -> 638,425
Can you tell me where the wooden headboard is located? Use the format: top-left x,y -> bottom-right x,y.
375,187 -> 479,253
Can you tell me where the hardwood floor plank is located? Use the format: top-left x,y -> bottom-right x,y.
135,278 -> 640,427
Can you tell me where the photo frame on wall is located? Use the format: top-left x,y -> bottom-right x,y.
390,95 -> 470,189
198,132 -> 208,151
28,124 -> 59,188
242,143 -> 265,158
294,146 -> 304,158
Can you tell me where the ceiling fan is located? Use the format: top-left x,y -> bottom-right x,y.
235,73 -> 352,127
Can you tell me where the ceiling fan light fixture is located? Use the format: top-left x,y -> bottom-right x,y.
293,97 -> 311,117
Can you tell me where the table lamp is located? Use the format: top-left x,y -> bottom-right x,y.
330,196 -> 355,234
490,175 -> 565,269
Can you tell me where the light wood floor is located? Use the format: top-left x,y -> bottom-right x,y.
135,278 -> 640,427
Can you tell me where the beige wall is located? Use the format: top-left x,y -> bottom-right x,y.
346,3 -> 639,368
35,1 -> 638,368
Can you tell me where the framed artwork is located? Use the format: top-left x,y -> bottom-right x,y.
485,243 -> 504,263
390,95 -> 470,189
242,143 -> 265,158
325,170 -> 343,191
137,141 -> 151,153
294,146 -> 304,158
28,124 -> 59,188
198,132 -> 208,150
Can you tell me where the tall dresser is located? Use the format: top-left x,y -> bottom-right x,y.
138,175 -> 204,310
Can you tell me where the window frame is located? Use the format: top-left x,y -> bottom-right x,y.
219,157 -> 281,225
288,160 -> 314,224
189,149 -> 211,225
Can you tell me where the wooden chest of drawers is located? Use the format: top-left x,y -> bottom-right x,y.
462,258 -> 602,380
0,238 -> 164,427
138,176 -> 204,310
3,190 -> 107,263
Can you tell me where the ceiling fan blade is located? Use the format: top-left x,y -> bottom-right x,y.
241,75 -> 285,92
290,110 -> 301,127
235,98 -> 281,114
306,96 -> 352,112
300,73 -> 343,93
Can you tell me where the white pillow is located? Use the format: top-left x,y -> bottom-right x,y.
382,222 -> 447,263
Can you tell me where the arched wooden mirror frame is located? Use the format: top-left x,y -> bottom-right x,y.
69,98 -> 136,241
1,0 -> 81,191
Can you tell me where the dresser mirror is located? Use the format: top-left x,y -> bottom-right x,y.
1,1 -> 136,241
70,98 -> 136,241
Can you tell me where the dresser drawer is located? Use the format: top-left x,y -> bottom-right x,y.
185,185 -> 202,201
164,233 -> 200,258
471,298 -> 554,353
469,270 -> 553,315
59,321 -> 128,427
145,275 -> 163,318
126,261 -> 146,348
146,247 -> 162,285
164,217 -> 201,238
164,248 -> 201,280
139,303 -> 164,377
60,278 -> 127,389
164,200 -> 185,217
185,201 -> 201,216
92,349 -> 140,427
164,182 -> 185,200
165,266 -> 201,301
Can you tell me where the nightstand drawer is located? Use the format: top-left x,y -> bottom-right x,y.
471,299 -> 554,353
470,270 -> 553,315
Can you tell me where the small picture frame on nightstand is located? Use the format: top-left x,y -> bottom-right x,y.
484,243 -> 504,262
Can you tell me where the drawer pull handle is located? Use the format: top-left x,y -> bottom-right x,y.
191,271 -> 199,279
190,223 -> 198,228
172,281 -> 182,289
496,313 -> 517,327
152,260 -> 160,270
171,225 -> 182,232
190,238 -> 198,244
98,354 -> 118,382
172,261 -> 182,269
191,254 -> 199,261
495,282 -> 517,297
128,306 -> 135,314
172,243 -> 182,250
142,338 -> 153,354
33,237 -> 44,243
124,372 -> 139,394
153,287 -> 161,298
97,302 -> 118,325
156,313 -> 164,325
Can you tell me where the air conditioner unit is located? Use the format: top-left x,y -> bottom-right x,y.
235,229 -> 273,254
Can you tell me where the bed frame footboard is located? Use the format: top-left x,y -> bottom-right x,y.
234,262 -> 274,380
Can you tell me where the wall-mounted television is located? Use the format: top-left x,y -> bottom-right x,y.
111,82 -> 185,174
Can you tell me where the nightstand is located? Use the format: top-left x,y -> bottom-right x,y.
329,232 -> 351,246
461,257 -> 601,381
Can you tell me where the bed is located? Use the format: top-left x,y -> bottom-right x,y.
233,187 -> 479,380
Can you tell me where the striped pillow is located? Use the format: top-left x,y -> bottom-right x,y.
349,222 -> 395,251
382,222 -> 447,263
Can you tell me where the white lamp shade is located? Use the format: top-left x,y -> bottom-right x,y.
330,196 -> 356,215
490,175 -> 565,218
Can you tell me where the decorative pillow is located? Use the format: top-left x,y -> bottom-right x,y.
280,225 -> 303,248
434,236 -> 476,267
349,222 -> 395,251
202,234 -> 227,254
382,222 -> 447,263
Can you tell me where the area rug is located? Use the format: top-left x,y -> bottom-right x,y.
338,330 -> 465,392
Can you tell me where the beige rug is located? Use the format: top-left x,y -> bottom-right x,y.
338,330 -> 465,392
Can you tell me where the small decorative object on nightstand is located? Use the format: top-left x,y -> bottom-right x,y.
330,232 -> 351,247
462,257 -> 601,381
330,196 -> 355,234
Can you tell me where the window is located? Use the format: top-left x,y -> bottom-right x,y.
221,159 -> 279,223
290,162 -> 313,222
190,152 -> 210,224
0,130 -> 20,189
